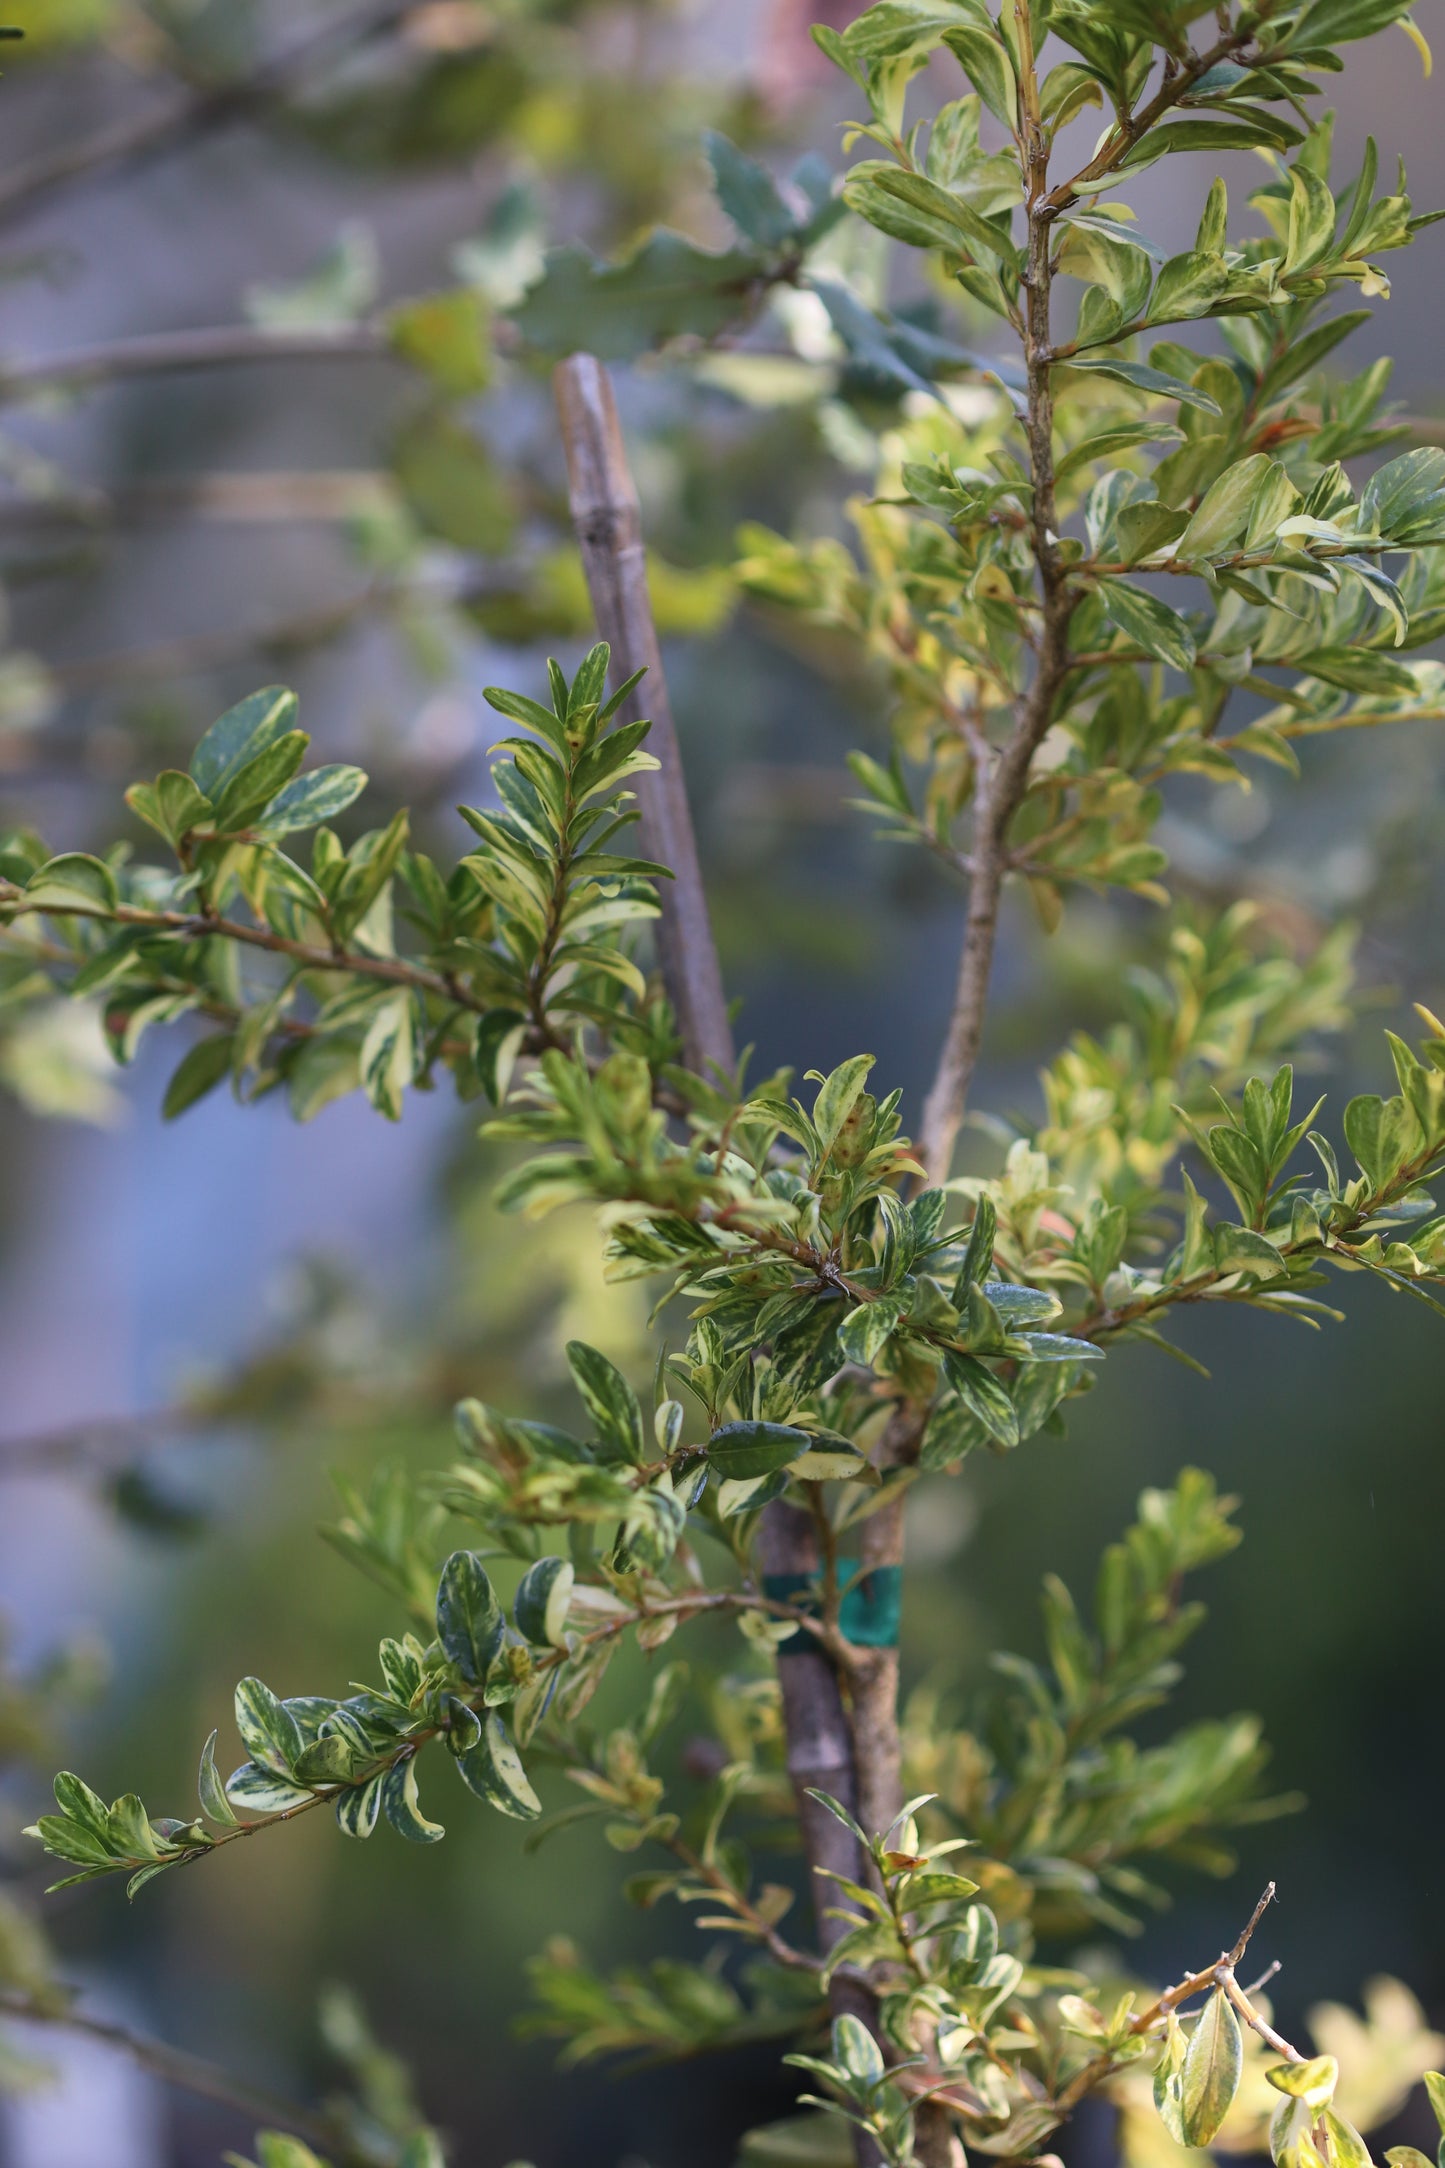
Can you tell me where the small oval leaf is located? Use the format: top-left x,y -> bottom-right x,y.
706,1421 -> 811,1480
1181,1988 -> 1244,2146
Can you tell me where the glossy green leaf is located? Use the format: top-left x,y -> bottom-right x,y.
1064,357 -> 1222,414
565,1341 -> 645,1462
1180,1988 -> 1244,2145
939,25 -> 1016,128
832,2012 -> 885,2086
234,1678 -> 304,1778
359,992 -> 415,1123
943,1351 -> 1018,1449
382,1757 -> 445,1844
23,853 -> 118,916
191,687 -> 299,801
197,1730 -> 239,1827
224,1761 -> 313,1816
790,1437 -> 870,1480
955,1196 -> 996,1295
254,764 -> 368,838
1098,579 -> 1198,669
454,1715 -> 542,1821
982,1281 -> 1059,1325
335,1770 -> 385,1840
436,1550 -> 504,1685
515,1557 -> 575,1648
212,732 -> 308,830
163,1034 -> 235,1120
812,1054 -> 875,1152
1266,2056 -> 1339,2110
846,166 -> 1020,270
706,1421 -> 812,1480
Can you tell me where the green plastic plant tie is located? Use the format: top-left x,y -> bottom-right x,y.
761,1567 -> 901,1653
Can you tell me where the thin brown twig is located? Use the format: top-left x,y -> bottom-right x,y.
912,19 -> 1277,1193
1042,26 -> 1256,215
1058,1883 -> 1296,2112
0,883 -> 482,1014
0,1989 -> 344,2155
915,10 -> 1075,1190
27,1585 -> 839,1891
661,1830 -> 823,1975
1228,1880 -> 1277,1966
0,471 -> 394,532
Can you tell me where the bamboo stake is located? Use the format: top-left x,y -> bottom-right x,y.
553,354 -> 733,1081
552,355 -> 881,2108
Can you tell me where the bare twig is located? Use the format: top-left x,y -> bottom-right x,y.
0,1 -> 418,229
0,1989 -> 344,2156
1060,1884 -> 1303,2113
1228,1880 -> 1277,1966
552,355 -> 734,1083
1222,1970 -> 1306,2065
659,1827 -> 823,1976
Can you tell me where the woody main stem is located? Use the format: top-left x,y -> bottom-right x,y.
917,14 -> 1074,1192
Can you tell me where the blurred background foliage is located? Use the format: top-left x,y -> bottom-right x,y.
0,3 -> 1441,2166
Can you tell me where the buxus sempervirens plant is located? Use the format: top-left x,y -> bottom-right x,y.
6,1 -> 1445,2164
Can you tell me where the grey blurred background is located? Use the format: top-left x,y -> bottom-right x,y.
0,4 -> 1441,2165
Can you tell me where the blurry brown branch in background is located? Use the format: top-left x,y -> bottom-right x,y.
0,1407 -> 201,1479
0,0 -> 419,228
0,1371 -> 408,1485
0,322 -> 395,401
0,471 -> 396,531
0,1989 -> 348,2159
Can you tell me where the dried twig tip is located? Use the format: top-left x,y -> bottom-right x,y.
1229,1881 -> 1277,1966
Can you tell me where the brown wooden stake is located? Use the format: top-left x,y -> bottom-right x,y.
553,353 -> 734,1080
552,354 -> 882,2134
